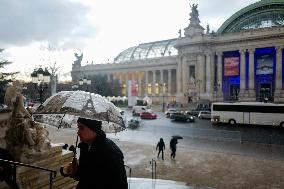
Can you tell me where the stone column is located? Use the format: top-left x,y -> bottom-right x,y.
168,69 -> 172,96
248,49 -> 256,100
210,53 -> 216,101
274,46 -> 284,102
239,49 -> 247,99
152,70 -> 156,96
177,58 -> 182,94
125,72 -> 129,96
138,72 -> 142,97
182,57 -> 188,96
216,52 -> 223,100
205,53 -> 211,94
145,71 -> 149,96
199,54 -> 206,94
160,70 -> 164,95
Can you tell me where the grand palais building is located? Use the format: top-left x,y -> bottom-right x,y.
71,0 -> 284,105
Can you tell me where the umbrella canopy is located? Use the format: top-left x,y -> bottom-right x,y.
172,135 -> 183,140
34,91 -> 125,130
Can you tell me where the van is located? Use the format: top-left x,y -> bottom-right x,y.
132,106 -> 147,116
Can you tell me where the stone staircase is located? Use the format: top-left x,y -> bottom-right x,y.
0,147 -> 76,189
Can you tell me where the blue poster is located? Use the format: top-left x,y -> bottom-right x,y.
256,54 -> 274,75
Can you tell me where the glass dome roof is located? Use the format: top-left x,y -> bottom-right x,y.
114,38 -> 177,63
218,0 -> 284,33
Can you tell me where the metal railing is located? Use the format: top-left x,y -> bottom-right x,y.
149,158 -> 156,180
0,158 -> 57,189
124,165 -> 132,189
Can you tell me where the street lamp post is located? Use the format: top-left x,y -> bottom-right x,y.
31,67 -> 51,105
78,76 -> 91,92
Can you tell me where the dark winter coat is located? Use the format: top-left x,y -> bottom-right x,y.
170,138 -> 178,150
156,141 -> 165,151
75,132 -> 128,189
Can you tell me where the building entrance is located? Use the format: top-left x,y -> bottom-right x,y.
259,83 -> 272,102
229,85 -> 239,101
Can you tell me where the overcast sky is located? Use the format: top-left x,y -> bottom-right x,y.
0,0 -> 259,81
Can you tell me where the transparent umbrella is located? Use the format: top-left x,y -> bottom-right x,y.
34,91 -> 125,131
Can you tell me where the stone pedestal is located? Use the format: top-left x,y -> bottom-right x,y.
274,90 -> 284,103
216,91 -> 223,102
0,111 -> 77,189
239,90 -> 256,102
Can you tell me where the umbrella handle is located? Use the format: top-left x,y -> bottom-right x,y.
59,166 -> 70,177
60,157 -> 78,178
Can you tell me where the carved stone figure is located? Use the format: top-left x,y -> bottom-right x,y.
206,23 -> 210,34
189,4 -> 200,25
74,52 -> 83,65
1,80 -> 51,162
4,81 -> 30,118
184,3 -> 204,37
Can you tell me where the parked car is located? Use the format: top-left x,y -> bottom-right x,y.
171,112 -> 195,122
165,108 -> 178,118
117,108 -> 124,115
188,108 -> 211,116
198,111 -> 211,119
140,111 -> 157,119
132,105 -> 147,116
27,100 -> 34,107
128,118 -> 141,129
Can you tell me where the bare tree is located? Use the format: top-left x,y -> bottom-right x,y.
39,43 -> 62,95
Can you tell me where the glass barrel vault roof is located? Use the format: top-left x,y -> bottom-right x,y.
114,38 -> 177,63
218,0 -> 284,33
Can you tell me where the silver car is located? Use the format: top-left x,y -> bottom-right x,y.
198,111 -> 211,119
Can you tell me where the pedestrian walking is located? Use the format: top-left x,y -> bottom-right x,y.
170,138 -> 178,160
156,138 -> 165,160
64,117 -> 128,189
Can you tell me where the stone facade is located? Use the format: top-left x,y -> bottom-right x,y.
72,2 -> 284,104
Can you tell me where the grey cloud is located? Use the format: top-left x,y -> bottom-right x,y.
0,0 -> 95,48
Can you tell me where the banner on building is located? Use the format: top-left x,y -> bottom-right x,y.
128,80 -> 138,107
256,54 -> 274,75
224,57 -> 240,76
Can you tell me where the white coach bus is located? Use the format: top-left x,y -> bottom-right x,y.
211,102 -> 284,127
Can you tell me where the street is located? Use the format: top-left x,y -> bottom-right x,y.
116,109 -> 284,144
107,109 -> 284,160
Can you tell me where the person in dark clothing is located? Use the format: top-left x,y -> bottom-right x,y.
170,138 -> 178,160
156,138 -> 165,160
0,148 -> 19,189
65,117 -> 128,189
62,143 -> 68,150
68,145 -> 76,153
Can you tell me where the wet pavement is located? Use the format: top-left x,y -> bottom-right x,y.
46,121 -> 284,189
128,178 -> 197,189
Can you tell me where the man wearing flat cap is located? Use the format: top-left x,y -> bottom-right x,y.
66,117 -> 128,189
